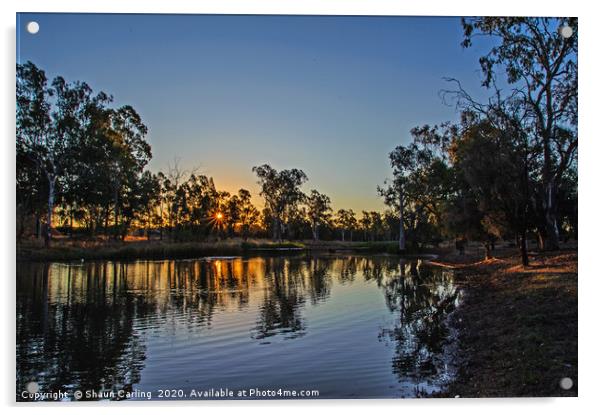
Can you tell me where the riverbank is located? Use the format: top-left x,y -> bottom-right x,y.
16,238 -> 402,262
431,247 -> 578,397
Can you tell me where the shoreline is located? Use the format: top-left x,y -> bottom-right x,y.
16,239 -> 406,262
430,248 -> 578,397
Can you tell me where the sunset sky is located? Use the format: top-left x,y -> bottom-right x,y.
17,13 -> 491,212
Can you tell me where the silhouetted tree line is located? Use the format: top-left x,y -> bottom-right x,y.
15,63 -> 396,245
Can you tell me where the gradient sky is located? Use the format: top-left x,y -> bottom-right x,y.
17,13 -> 492,212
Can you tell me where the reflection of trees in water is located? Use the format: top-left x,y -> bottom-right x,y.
361,256 -> 402,286
252,256 -> 333,340
16,255 -> 339,398
252,258 -> 304,340
16,258 -> 256,400
307,257 -> 332,304
16,255 -> 458,399
16,262 -> 146,400
377,260 -> 462,394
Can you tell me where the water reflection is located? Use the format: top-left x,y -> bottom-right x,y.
376,260 -> 462,395
16,255 -> 461,400
16,263 -> 147,401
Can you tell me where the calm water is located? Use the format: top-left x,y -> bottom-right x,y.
16,254 -> 462,400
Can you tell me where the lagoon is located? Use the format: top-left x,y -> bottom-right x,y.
16,254 -> 462,400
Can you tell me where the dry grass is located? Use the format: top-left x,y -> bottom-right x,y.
16,238 -> 406,261
16,238 -> 305,261
433,248 -> 578,397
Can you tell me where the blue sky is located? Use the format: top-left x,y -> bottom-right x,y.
17,13 -> 491,212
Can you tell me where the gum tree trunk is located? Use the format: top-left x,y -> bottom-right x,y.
45,176 -> 56,248
398,191 -> 405,251
543,182 -> 560,250
520,229 -> 529,267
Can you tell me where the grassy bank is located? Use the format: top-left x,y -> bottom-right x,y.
301,240 -> 402,253
16,238 -> 405,262
431,248 -> 577,397
17,239 -> 306,262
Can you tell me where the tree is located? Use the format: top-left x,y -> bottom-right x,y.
252,164 -> 308,241
238,189 -> 260,240
448,110 -> 534,265
185,173 -> 214,234
17,62 -> 108,246
369,211 -> 384,241
460,17 -> 578,250
136,171 -> 161,240
225,194 -> 241,237
16,142 -> 47,240
383,210 -> 400,242
107,105 -> 151,239
306,190 -> 332,241
335,209 -> 357,241
16,62 -> 154,243
163,158 -> 191,238
379,125 -> 453,250
359,211 -> 372,241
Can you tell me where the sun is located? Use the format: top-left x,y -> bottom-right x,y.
215,212 -> 224,220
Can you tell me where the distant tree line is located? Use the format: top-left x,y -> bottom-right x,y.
15,63 -> 398,245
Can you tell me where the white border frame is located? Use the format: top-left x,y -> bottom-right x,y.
3,1 -> 599,414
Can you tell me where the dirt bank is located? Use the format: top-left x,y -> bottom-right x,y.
432,248 -> 577,397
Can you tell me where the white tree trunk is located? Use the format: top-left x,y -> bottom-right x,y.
543,182 -> 560,250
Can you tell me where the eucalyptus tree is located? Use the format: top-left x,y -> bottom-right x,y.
16,63 -> 59,245
61,86 -> 114,235
17,62 -> 60,245
237,189 -> 260,240
16,144 -> 46,240
379,125 -> 452,250
107,105 -> 151,238
16,61 -> 109,245
335,209 -> 357,241
136,171 -> 162,240
378,147 -> 414,250
69,90 -> 132,236
383,210 -> 400,242
187,174 -> 217,235
252,164 -> 308,241
225,194 -> 241,237
369,211 -> 384,241
162,159 -> 191,238
448,114 -> 534,265
306,190 -> 332,241
358,211 -> 385,241
359,211 -> 371,241
460,17 -> 578,250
